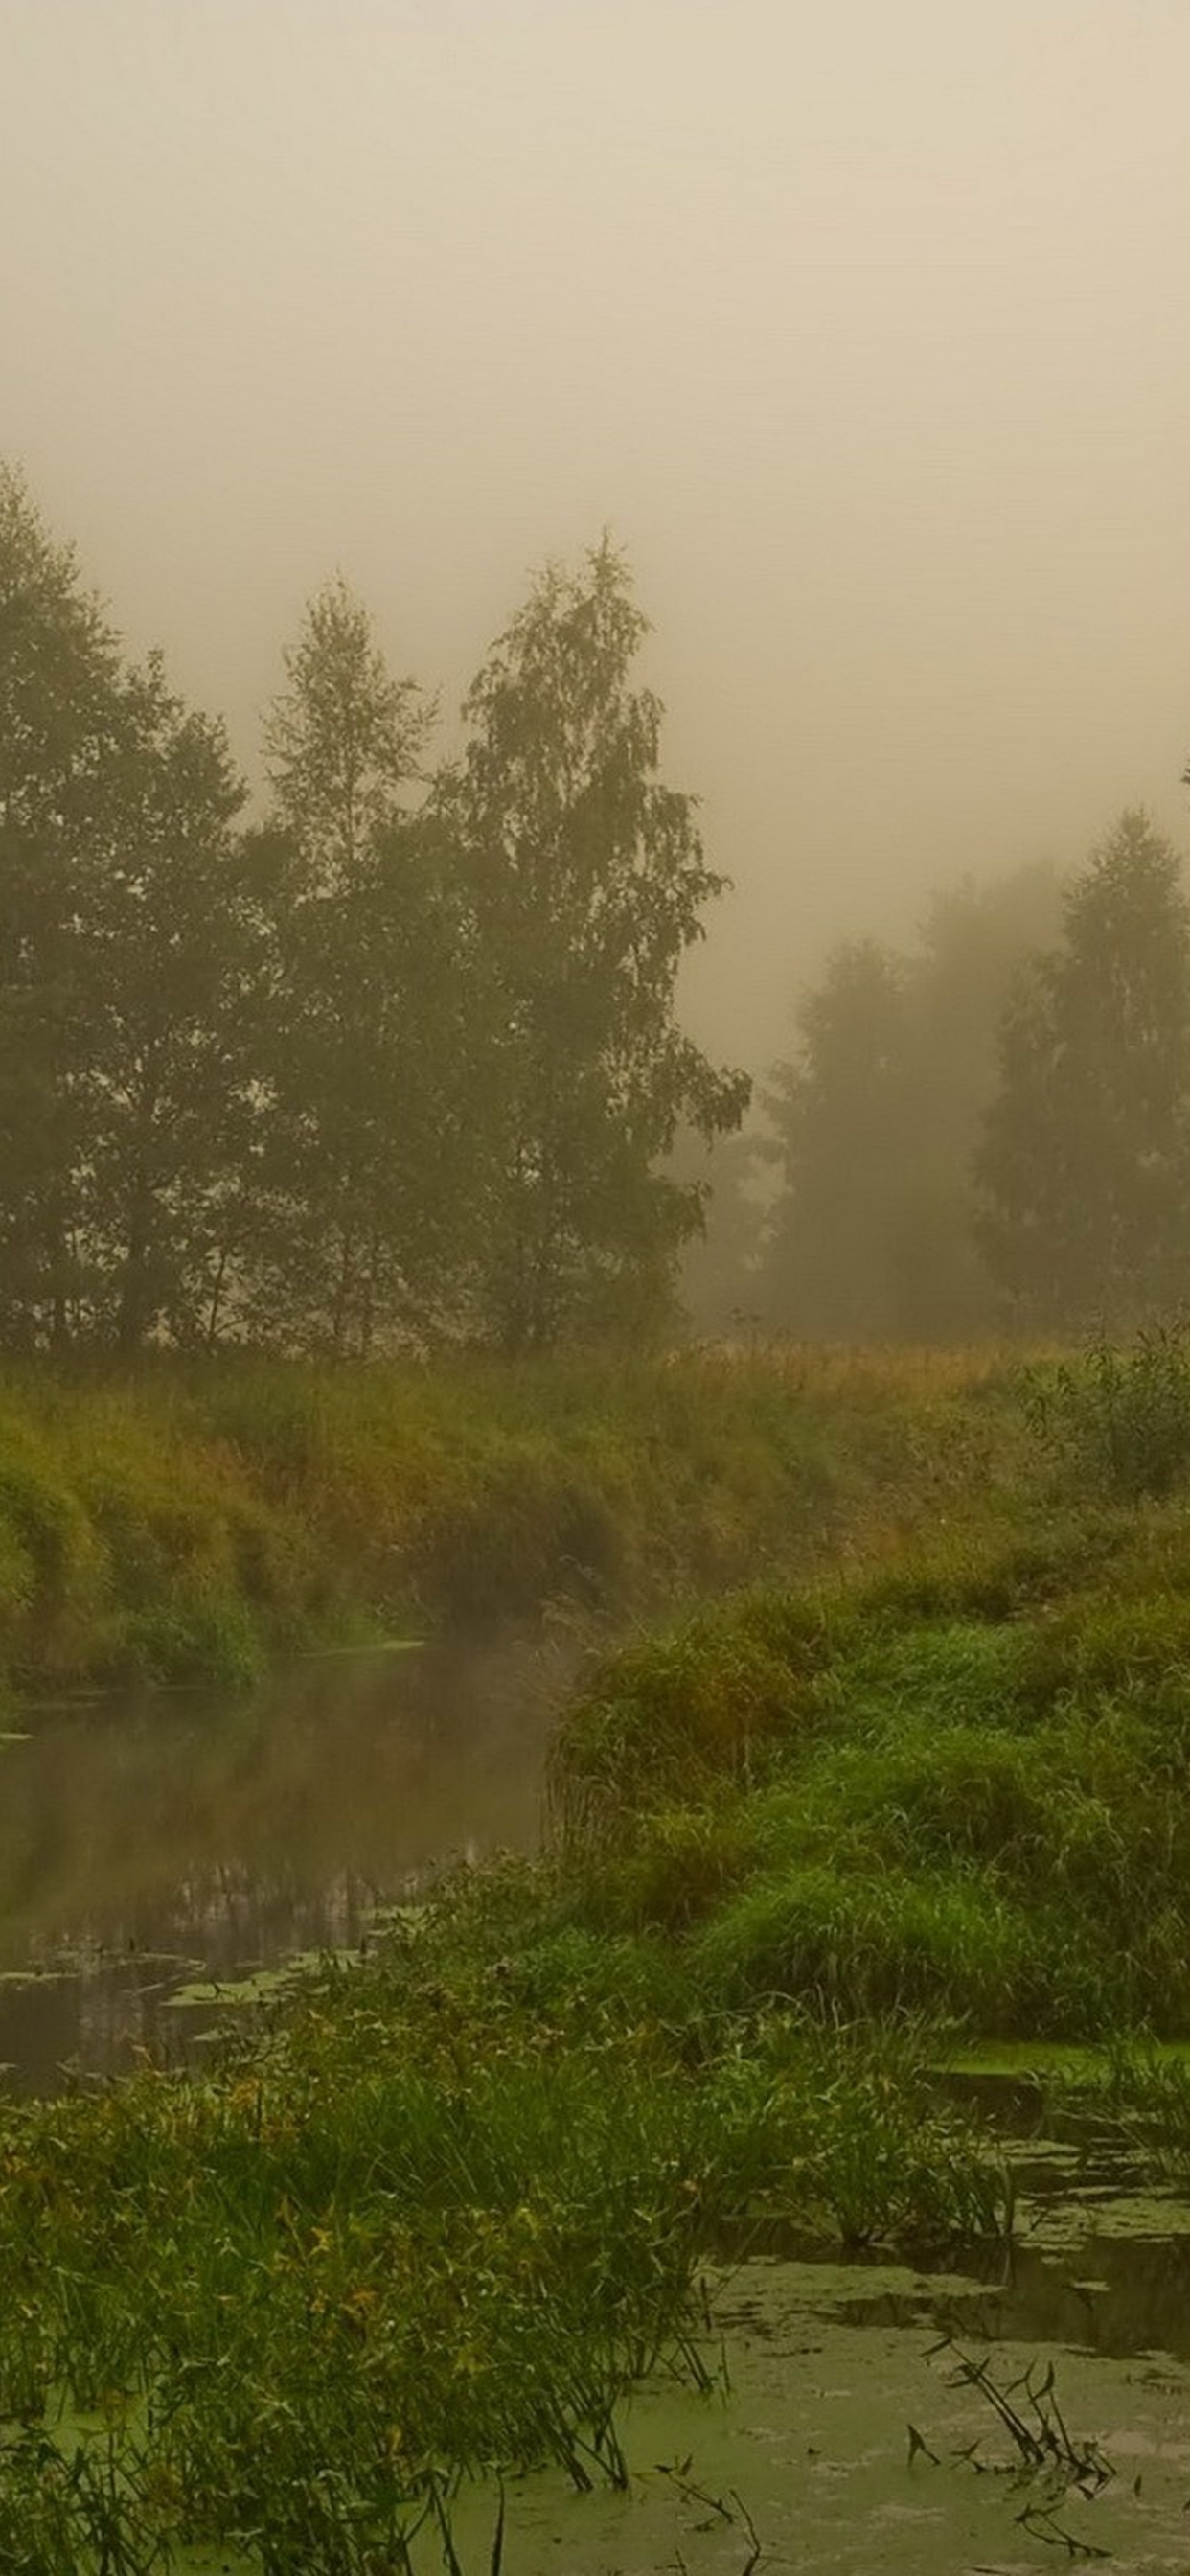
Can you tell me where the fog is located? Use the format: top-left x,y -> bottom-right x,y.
4,0 -> 1190,1067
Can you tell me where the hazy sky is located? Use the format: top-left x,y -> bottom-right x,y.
4,0 -> 1190,1070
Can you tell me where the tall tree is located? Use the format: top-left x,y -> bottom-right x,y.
264,575 -> 432,892
976,812 -> 1190,1327
0,467 -> 131,1345
258,579 -> 458,1351
673,1118 -> 768,1337
79,664 -> 260,1350
440,540 -> 749,1348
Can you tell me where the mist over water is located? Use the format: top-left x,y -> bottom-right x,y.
5,0 -> 1190,1071
0,1637 -> 564,2093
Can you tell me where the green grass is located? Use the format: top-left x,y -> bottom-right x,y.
0,1344 -> 1035,1691
551,1492 -> 1190,2036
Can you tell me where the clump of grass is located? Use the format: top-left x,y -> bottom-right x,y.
1026,1323 -> 1190,1501
549,1588 -> 850,1849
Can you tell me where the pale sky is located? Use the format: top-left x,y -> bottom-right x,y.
3,0 -> 1190,1070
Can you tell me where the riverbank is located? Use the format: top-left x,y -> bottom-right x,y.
0,1345 -> 1031,1691
548,1489 -> 1190,2036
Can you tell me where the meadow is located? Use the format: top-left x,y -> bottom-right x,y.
3,1328 -> 1190,2568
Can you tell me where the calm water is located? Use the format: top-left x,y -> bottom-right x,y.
0,1633 -> 569,2092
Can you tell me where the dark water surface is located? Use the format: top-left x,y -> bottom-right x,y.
0,1633 -> 568,2092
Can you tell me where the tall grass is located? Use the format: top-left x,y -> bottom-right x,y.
0,1344 -> 1031,1690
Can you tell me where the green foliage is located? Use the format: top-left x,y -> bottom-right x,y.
553,1480 -> 1190,2037
438,538 -> 750,1349
0,465 -> 135,1346
263,575 -> 432,896
0,475 -> 755,1358
254,580 -> 472,1355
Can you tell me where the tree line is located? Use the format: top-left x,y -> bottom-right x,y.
0,468 -> 747,1354
704,809 -> 1190,1343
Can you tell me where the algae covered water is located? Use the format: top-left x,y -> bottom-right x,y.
0,1634 -> 563,2092
438,2153 -> 1190,2575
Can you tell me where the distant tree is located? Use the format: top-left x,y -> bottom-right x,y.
977,812 -> 1190,1328
762,941 -> 907,1340
885,864 -> 1063,1337
257,580 -> 461,1351
673,1119 -> 768,1338
439,540 -> 749,1348
761,864 -> 1063,1343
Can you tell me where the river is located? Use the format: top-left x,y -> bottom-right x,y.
0,1632 -> 567,2093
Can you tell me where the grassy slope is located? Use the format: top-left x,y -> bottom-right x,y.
550,1493 -> 1190,2036
0,1345 -> 1027,1690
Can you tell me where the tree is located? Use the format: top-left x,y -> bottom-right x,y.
78,664 -> 261,1350
673,1118 -> 768,1337
761,941 -> 908,1340
882,864 -> 1063,1337
0,467 -> 133,1345
976,812 -> 1190,1327
439,540 -> 749,1348
760,866 -> 1063,1343
263,576 -> 432,893
258,580 -> 460,1351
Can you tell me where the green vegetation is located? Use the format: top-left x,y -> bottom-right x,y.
0,1874 -> 1004,2571
1024,1320 -> 1190,1499
550,1471 -> 1190,2037
11,1327 -> 1190,2564
0,1343 -> 1024,1690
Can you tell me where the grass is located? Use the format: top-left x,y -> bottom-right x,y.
0,1342 -> 1034,1691
550,1485 -> 1190,2036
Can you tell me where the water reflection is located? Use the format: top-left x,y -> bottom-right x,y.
0,1634 -> 569,2093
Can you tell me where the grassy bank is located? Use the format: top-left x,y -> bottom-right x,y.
0,1344 -> 1030,1690
549,1488 -> 1190,2037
